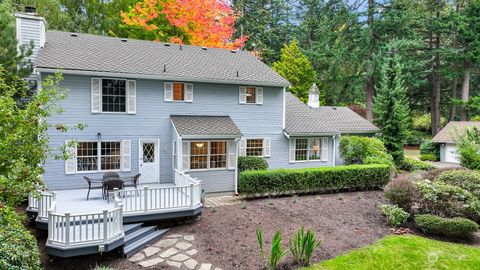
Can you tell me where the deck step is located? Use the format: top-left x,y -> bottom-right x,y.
123,223 -> 144,234
124,226 -> 156,244
123,228 -> 169,257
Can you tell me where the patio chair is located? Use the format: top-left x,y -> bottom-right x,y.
83,176 -> 104,201
123,173 -> 141,189
103,172 -> 120,181
104,178 -> 124,203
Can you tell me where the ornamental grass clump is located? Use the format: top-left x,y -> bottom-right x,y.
289,226 -> 322,266
256,227 -> 288,270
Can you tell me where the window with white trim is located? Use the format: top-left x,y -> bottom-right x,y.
189,141 -> 227,170
77,141 -> 121,172
246,87 -> 256,103
294,138 -> 323,162
102,79 -> 126,112
164,82 -> 193,102
173,82 -> 185,101
246,139 -> 264,156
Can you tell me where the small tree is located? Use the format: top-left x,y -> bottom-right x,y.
273,40 -> 322,104
373,43 -> 410,165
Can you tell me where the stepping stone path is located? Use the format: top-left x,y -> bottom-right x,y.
131,233 -> 223,270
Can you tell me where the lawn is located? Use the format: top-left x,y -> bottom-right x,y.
304,235 -> 480,270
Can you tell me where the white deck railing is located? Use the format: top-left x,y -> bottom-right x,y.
31,191 -> 56,221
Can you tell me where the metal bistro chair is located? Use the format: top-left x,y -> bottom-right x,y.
83,176 -> 104,201
123,173 -> 141,189
104,177 -> 124,203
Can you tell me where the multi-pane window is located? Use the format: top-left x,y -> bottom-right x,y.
246,139 -> 264,156
173,82 -> 185,101
102,79 -> 126,112
76,141 -> 121,172
190,141 -> 227,170
246,87 -> 256,103
294,138 -> 323,162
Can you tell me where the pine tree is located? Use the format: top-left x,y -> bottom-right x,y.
272,40 -> 322,103
373,43 -> 410,165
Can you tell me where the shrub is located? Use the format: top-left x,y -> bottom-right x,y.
239,164 -> 391,197
412,114 -> 447,132
380,204 -> 410,227
419,153 -> 438,161
415,214 -> 479,239
420,168 -> 464,181
238,156 -> 269,172
436,170 -> 480,198
457,127 -> 480,170
399,157 -> 434,172
0,206 -> 41,270
339,136 -> 394,166
419,140 -> 439,158
405,130 -> 431,146
289,226 -> 322,267
384,177 -> 419,210
415,181 -> 480,222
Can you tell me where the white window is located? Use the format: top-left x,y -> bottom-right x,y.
291,138 -> 328,162
164,82 -> 193,102
189,141 -> 227,170
246,139 -> 264,156
91,78 -> 136,114
76,141 -> 121,172
239,86 -> 263,104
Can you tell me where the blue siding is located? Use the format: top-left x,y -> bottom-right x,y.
42,74 -> 337,191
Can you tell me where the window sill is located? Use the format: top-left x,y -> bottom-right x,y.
289,160 -> 328,164
73,169 -> 122,175
164,100 -> 193,103
188,168 -> 229,172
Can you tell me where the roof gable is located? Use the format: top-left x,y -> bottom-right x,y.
432,121 -> 480,143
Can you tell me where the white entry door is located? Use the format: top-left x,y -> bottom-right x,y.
139,139 -> 160,184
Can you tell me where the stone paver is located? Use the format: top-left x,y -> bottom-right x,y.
166,260 -> 182,268
183,235 -> 195,241
143,246 -> 160,257
171,253 -> 190,262
184,258 -> 198,270
204,195 -> 243,208
199,263 -> 212,270
186,249 -> 197,256
175,241 -> 193,250
128,252 -> 145,262
159,247 -> 179,258
214,268 -> 223,270
154,238 -> 178,248
167,234 -> 183,238
138,258 -> 164,268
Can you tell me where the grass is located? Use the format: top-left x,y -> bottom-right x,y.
303,235 -> 480,270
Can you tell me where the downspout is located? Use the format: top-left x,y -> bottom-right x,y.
234,137 -> 241,194
332,135 -> 336,166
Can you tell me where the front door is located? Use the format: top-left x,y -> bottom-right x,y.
139,139 -> 160,184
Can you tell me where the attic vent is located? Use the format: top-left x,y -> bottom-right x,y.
201,47 -> 207,50
230,50 -> 236,53
179,45 -> 182,50
332,107 -> 337,110
164,43 -> 170,47
70,33 -> 78,37
121,38 -> 127,42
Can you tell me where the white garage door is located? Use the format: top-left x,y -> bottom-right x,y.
445,144 -> 460,163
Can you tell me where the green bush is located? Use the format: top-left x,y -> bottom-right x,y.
419,140 -> 439,158
384,177 -> 419,211
405,130 -> 431,146
239,164 -> 391,197
415,214 -> 479,239
412,114 -> 447,132
419,154 -> 438,161
339,136 -> 394,166
415,181 -> 480,222
238,156 -> 269,172
380,204 -> 410,227
0,206 -> 41,270
399,157 -> 434,172
457,127 -> 480,170
436,170 -> 480,198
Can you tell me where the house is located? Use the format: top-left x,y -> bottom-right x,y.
432,121 -> 480,163
16,10 -> 378,257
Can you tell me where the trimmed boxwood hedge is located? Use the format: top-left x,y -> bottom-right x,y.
415,214 -> 479,239
238,164 -> 391,197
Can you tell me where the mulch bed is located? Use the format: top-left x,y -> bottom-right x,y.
35,190 -> 390,270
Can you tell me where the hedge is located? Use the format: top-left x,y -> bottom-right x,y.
238,164 -> 391,197
415,214 -> 479,239
399,157 -> 434,172
238,156 -> 269,172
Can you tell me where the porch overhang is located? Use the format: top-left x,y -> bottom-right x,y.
171,115 -> 242,138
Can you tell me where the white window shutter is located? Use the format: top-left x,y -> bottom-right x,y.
185,83 -> 193,102
228,140 -> 236,170
239,138 -> 246,156
239,86 -> 247,104
127,80 -> 136,114
264,137 -> 271,157
65,140 -> 76,175
289,138 -> 295,163
321,137 -> 329,161
122,140 -> 131,171
256,87 -> 263,104
182,141 -> 190,172
164,82 -> 173,101
91,78 -> 101,113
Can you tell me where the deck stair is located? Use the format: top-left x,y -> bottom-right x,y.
122,223 -> 169,257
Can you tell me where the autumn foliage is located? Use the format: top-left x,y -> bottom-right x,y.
121,0 -> 247,49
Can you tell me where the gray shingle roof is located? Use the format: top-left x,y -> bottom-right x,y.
171,115 -> 242,137
285,92 -> 379,135
35,31 -> 289,87
432,121 -> 480,143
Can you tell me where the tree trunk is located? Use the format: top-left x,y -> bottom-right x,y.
430,6 -> 442,136
460,60 -> 472,120
365,0 -> 375,122
449,64 -> 458,121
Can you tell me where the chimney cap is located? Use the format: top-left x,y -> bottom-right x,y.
309,83 -> 320,94
24,6 -> 36,13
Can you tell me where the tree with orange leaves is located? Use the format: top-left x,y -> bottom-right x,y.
121,0 -> 247,49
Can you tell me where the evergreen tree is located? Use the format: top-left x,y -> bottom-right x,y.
272,40 -> 322,103
373,42 -> 410,165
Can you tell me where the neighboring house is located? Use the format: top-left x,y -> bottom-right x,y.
432,121 -> 480,163
16,12 -> 378,194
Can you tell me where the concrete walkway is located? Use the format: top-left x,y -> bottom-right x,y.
429,161 -> 462,169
